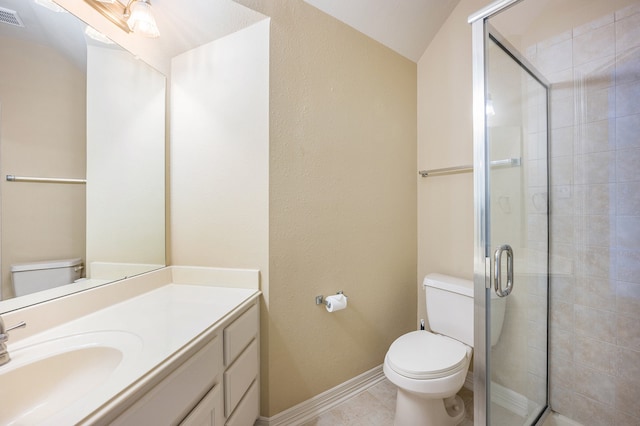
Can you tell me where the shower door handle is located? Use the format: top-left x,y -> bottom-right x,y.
494,244 -> 514,297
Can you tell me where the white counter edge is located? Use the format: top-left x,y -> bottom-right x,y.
4,266 -> 260,344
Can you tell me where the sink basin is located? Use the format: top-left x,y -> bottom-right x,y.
0,331 -> 142,425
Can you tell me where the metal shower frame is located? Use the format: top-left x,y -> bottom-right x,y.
469,0 -> 551,424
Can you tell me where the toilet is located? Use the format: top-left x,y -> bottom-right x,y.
384,273 -> 506,425
11,258 -> 84,297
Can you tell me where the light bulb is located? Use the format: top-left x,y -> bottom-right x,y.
126,0 -> 160,38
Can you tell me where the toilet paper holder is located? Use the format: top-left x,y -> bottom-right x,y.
315,291 -> 347,306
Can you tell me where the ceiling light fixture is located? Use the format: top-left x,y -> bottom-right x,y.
126,0 -> 159,38
84,0 -> 160,38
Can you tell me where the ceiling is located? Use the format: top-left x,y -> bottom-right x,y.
0,0 -> 461,72
150,0 -> 462,64
303,0 -> 461,62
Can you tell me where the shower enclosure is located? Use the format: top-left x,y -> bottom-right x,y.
470,1 -> 550,424
471,0 -> 640,425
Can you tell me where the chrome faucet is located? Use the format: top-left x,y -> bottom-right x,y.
0,317 -> 26,366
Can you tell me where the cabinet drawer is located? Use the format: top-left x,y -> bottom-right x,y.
224,380 -> 258,426
112,336 -> 223,425
224,339 -> 258,417
180,383 -> 224,426
224,304 -> 258,366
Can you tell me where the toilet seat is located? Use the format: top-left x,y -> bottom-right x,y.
386,331 -> 469,380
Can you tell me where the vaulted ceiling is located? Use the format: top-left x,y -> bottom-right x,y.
303,0 -> 461,62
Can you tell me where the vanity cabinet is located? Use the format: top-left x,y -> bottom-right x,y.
223,304 -> 259,424
111,336 -> 223,425
111,301 -> 259,426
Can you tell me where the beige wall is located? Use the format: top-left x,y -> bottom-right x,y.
417,0 -> 492,325
0,37 -> 86,299
231,0 -> 417,416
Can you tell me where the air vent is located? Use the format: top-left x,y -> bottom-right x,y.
0,7 -> 24,27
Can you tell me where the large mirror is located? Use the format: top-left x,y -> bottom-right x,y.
0,0 -> 165,313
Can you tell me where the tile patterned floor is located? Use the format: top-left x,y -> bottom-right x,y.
301,379 -> 474,426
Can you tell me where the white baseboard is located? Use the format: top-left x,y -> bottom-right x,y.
490,381 -> 529,418
464,371 -> 528,419
542,412 -> 585,426
255,365 -> 385,426
258,368 -> 472,426
256,368 -> 526,425
254,365 -> 528,426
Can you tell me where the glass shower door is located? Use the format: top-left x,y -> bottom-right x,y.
472,19 -> 550,424
485,32 -> 549,425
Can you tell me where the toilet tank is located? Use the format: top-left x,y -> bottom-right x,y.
11,258 -> 83,297
424,274 -> 474,347
424,273 -> 507,348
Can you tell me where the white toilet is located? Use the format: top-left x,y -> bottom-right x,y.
384,273 -> 505,426
11,258 -> 84,297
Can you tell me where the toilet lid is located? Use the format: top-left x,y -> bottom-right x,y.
386,331 -> 469,380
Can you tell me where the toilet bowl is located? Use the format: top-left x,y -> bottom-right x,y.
384,274 -> 506,426
384,331 -> 471,425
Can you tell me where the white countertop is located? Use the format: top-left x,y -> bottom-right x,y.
4,283 -> 259,425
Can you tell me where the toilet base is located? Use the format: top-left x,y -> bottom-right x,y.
394,388 -> 465,426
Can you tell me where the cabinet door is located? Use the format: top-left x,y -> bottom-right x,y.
111,336 -> 223,425
180,384 -> 224,426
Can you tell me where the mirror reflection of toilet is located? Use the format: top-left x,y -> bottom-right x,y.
384,274 -> 506,425
11,258 -> 84,297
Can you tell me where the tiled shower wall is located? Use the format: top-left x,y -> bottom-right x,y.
527,4 -> 640,425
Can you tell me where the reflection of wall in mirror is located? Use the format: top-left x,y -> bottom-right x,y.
86,45 -> 165,278
0,36 -> 86,299
169,21 -> 269,270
